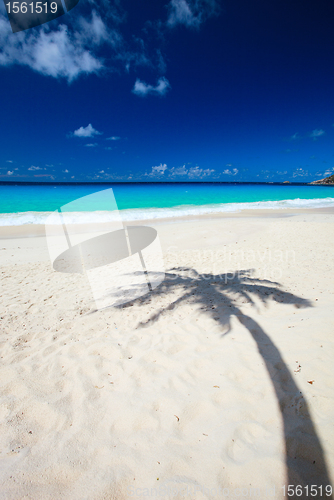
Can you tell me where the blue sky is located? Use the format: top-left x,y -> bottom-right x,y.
0,0 -> 333,182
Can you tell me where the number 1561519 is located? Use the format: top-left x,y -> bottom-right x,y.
5,2 -> 58,14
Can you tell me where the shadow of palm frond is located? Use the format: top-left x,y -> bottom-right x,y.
123,267 -> 332,496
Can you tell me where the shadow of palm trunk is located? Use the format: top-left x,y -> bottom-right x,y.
236,312 -> 332,498
130,268 -> 332,497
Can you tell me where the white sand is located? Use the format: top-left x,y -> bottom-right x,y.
0,209 -> 333,499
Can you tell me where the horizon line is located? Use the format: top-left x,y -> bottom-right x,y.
0,181 -> 327,187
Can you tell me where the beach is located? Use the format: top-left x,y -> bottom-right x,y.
0,208 -> 333,499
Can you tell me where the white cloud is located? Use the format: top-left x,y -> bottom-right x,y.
73,124 -> 102,138
169,164 -> 215,178
167,0 -> 195,27
0,12 -> 107,82
293,168 -> 309,177
188,166 -> 214,178
28,165 -> 41,171
63,169 -> 69,173
147,163 -> 168,176
76,10 -> 116,47
105,147 -> 113,150
85,143 -> 98,147
146,163 -> 215,179
167,0 -> 219,28
6,160 -> 13,163
132,77 -> 170,96
7,170 -> 13,175
99,170 -> 105,174
310,129 -> 325,140
169,165 -> 188,176
106,136 -> 121,141
223,168 -> 238,175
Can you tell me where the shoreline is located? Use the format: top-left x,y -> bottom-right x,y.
0,206 -> 334,239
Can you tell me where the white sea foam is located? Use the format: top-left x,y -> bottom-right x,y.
0,197 -> 334,226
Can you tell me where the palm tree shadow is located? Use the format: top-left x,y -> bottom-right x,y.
123,267 -> 332,497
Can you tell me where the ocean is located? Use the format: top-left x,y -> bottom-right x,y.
0,182 -> 333,225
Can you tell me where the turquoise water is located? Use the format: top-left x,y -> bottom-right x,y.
0,183 -> 333,225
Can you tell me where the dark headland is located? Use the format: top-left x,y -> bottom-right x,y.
309,174 -> 334,185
